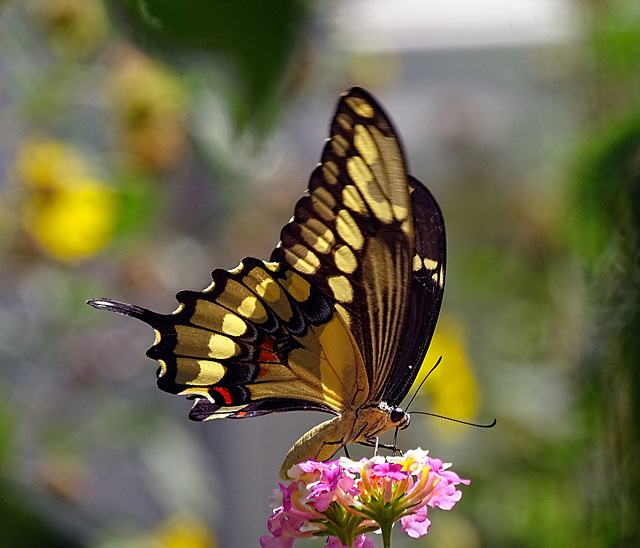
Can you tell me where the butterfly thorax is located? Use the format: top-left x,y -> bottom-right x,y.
280,401 -> 409,478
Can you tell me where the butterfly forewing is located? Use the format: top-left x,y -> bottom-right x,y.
271,87 -> 415,403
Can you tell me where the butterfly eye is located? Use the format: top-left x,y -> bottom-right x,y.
390,407 -> 406,424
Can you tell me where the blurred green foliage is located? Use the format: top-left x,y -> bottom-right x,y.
110,0 -> 311,132
568,1 -> 640,544
569,112 -> 640,545
569,110 -> 640,263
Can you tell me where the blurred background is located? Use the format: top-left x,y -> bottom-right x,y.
1,0 -> 639,546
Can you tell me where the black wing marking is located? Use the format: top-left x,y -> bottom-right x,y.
382,176 -> 446,406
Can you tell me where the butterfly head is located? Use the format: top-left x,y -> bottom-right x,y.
379,401 -> 410,430
390,407 -> 410,429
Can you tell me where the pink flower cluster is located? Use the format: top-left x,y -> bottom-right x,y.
260,448 -> 469,548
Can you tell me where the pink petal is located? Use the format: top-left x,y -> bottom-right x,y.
354,534 -> 375,548
401,505 -> 431,538
260,534 -> 295,548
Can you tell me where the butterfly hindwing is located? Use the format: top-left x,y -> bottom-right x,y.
91,258 -> 369,419
382,176 -> 446,406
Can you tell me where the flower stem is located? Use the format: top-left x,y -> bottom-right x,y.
380,516 -> 393,548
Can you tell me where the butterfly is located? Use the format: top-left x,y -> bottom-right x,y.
88,87 -> 446,479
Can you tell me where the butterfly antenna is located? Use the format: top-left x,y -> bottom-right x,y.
410,412 -> 497,429
405,356 -> 442,412
391,356 -> 444,455
393,356 -> 495,444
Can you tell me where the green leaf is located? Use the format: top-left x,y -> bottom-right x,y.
109,0 -> 312,131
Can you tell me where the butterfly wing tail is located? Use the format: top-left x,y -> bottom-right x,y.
87,298 -> 160,325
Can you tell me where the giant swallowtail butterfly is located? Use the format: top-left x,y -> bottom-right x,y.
88,87 -> 446,478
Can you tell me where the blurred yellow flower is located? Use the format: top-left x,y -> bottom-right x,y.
110,48 -> 188,173
15,138 -> 87,190
29,0 -> 109,58
153,513 -> 217,548
15,137 -> 117,262
411,314 -> 480,440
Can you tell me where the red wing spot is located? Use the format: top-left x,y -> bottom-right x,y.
259,349 -> 280,362
261,335 -> 274,352
211,387 -> 234,405
235,411 -> 248,418
259,335 -> 280,363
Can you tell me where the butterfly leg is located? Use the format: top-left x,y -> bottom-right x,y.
358,439 -> 398,453
319,421 -> 370,460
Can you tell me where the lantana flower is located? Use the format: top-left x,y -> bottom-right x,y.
260,448 -> 469,548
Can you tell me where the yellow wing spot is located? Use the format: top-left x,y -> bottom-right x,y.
311,195 -> 336,222
368,125 -> 409,215
354,124 -> 378,165
331,134 -> 349,157
208,333 -> 239,359
335,113 -> 353,131
423,257 -> 439,271
264,261 -> 280,272
328,275 -> 354,303
313,185 -> 336,208
222,312 -> 247,337
393,204 -> 410,223
311,186 -> 336,209
253,275 -> 281,302
346,155 -> 372,186
282,269 -> 311,302
333,302 -> 351,328
333,245 -> 358,274
229,262 -> 245,275
237,295 -> 268,322
285,244 -> 321,275
322,162 -> 339,185
342,185 -> 367,214
244,268 -> 293,322
413,253 -> 423,271
434,265 -> 445,288
300,218 -> 335,254
336,209 -> 364,250
191,300 -> 242,333
347,156 -> 393,223
175,358 -> 226,386
346,96 -> 375,118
